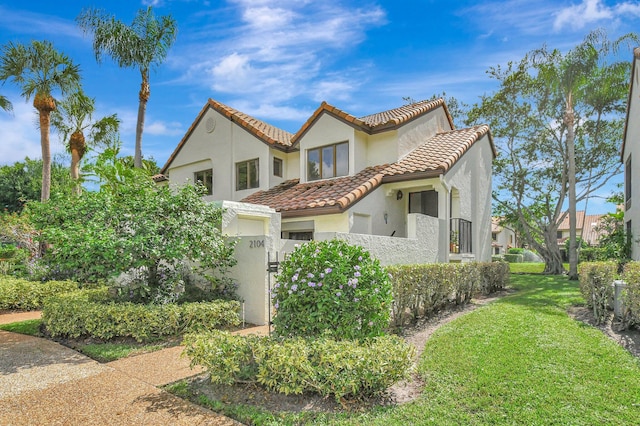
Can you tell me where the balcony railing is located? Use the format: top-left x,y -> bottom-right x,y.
450,218 -> 472,254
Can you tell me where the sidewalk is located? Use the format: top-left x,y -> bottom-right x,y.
0,311 -> 269,425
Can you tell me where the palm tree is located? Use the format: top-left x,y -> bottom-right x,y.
0,40 -> 81,201
0,94 -> 12,112
77,6 -> 177,169
51,91 -> 120,195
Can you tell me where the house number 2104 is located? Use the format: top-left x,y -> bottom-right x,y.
249,240 -> 265,248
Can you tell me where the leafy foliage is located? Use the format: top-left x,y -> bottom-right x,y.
622,262 -> 640,328
577,261 -> 617,324
271,240 -> 392,340
0,157 -> 73,213
43,289 -> 240,342
27,150 -> 237,303
0,276 -> 78,310
468,30 -> 637,274
183,330 -> 415,401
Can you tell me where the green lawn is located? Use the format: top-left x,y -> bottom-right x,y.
0,319 -> 42,336
509,262 -> 570,274
176,274 -> 640,425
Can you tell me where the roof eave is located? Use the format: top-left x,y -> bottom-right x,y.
621,48 -> 640,162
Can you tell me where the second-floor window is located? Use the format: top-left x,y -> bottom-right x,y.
273,157 -> 283,177
492,232 -> 497,241
626,155 -> 632,210
194,169 -> 213,195
236,159 -> 259,191
307,141 -> 348,181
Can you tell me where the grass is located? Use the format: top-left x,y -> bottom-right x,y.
509,262 -> 570,274
0,319 -> 42,336
172,273 -> 640,425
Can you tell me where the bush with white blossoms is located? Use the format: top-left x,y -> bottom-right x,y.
272,239 -> 392,340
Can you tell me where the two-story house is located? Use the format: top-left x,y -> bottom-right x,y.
623,47 -> 640,261
159,97 -> 495,264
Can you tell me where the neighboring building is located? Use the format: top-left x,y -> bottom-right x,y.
622,47 -> 640,261
160,98 -> 496,263
491,218 -> 516,256
556,211 -> 607,261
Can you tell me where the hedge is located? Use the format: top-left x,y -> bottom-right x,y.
42,289 -> 241,342
387,262 -> 509,326
182,330 -> 415,401
0,277 -> 78,310
578,262 -> 617,325
503,253 -> 524,263
622,262 -> 640,328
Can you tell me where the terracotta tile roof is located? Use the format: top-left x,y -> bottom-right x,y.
581,214 -> 606,245
359,99 -> 447,127
207,99 -> 293,148
383,125 -> 493,179
160,99 -> 293,174
241,166 -> 387,217
152,174 -> 168,182
557,211 -> 586,231
242,125 -> 493,217
290,99 -> 454,144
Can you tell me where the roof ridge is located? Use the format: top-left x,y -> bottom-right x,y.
359,98 -> 445,127
207,99 -> 294,147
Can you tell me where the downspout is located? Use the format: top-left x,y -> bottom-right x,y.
439,174 -> 450,262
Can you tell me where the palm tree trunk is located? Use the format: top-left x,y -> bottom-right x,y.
135,78 -> 150,169
34,93 -> 55,202
69,131 -> 86,196
566,101 -> 578,280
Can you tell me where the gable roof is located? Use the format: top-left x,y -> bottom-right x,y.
290,98 -> 453,144
160,98 -> 457,175
241,125 -> 494,217
160,99 -> 294,175
621,47 -> 640,161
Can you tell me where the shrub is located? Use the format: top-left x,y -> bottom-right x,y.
42,289 -> 240,342
0,277 -> 78,310
622,262 -> 640,328
477,261 -> 510,295
272,240 -> 392,340
503,253 -> 524,263
578,262 -> 617,325
182,330 -> 415,401
507,248 -> 524,254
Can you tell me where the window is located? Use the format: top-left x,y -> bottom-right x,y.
194,169 -> 213,195
273,157 -> 283,177
408,190 -> 438,218
307,142 -> 348,181
626,155 -> 632,210
557,231 -> 563,239
492,232 -> 498,241
286,231 -> 313,241
236,159 -> 259,191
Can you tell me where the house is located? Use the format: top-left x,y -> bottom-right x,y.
555,211 -> 606,246
622,47 -> 640,261
160,98 -> 495,265
491,218 -> 516,256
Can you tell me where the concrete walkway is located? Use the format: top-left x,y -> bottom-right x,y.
0,311 -> 269,425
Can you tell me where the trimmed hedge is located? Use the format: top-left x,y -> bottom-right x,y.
42,289 -> 241,342
182,330 -> 415,401
622,262 -> 640,328
0,277 -> 78,310
578,262 -> 617,325
387,262 -> 509,326
503,253 -> 524,263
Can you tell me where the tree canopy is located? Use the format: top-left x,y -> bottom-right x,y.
468,30 -> 636,274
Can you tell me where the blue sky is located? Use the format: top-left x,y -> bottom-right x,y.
1,0 -> 639,213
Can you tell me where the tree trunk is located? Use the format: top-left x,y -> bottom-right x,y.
134,78 -> 150,169
541,226 -> 566,274
566,101 -> 579,280
69,131 -> 86,196
34,93 -> 55,202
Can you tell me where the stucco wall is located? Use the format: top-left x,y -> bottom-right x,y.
315,213 -> 443,266
396,107 -> 452,159
624,56 -> 640,260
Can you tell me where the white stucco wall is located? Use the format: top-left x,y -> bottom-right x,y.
167,107 -> 272,202
396,107 -> 452,159
624,54 -> 640,261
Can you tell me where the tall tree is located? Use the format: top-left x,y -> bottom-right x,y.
77,6 -> 177,168
532,30 -> 638,279
0,40 -> 81,201
468,30 -> 635,274
51,90 -> 120,195
0,157 -> 73,212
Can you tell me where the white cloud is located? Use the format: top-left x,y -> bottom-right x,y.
172,1 -> 386,108
144,120 -> 184,136
0,6 -> 80,39
0,101 -> 67,166
553,0 -> 613,31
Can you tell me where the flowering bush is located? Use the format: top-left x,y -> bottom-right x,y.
271,239 -> 392,340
